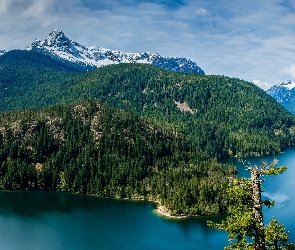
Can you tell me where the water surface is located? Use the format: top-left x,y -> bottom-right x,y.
225,148 -> 295,242
0,191 -> 228,250
0,148 -> 294,249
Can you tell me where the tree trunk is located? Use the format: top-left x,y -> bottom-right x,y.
251,168 -> 266,250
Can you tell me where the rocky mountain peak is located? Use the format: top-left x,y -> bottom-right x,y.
44,29 -> 70,47
266,80 -> 295,109
25,29 -> 205,74
275,80 -> 295,90
29,29 -> 82,58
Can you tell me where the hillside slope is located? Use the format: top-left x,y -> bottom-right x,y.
0,50 -> 80,111
0,100 -> 235,216
1,62 -> 295,158
0,49 -> 80,72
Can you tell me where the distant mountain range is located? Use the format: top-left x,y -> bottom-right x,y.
266,80 -> 295,114
0,29 -> 205,74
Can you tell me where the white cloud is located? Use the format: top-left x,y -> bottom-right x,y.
263,191 -> 289,204
0,0 -> 11,13
282,64 -> 295,78
194,8 -> 207,16
0,0 -> 26,14
252,80 -> 271,90
0,0 -> 294,87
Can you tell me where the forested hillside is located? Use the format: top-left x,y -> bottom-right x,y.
0,50 -> 79,110
0,100 -> 236,215
1,59 -> 294,158
1,51 -> 295,216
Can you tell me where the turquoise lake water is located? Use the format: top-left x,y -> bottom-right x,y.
0,148 -> 294,249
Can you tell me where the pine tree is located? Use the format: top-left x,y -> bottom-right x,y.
208,159 -> 294,250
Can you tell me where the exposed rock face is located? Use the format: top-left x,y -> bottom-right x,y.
26,29 -> 205,74
266,80 -> 295,114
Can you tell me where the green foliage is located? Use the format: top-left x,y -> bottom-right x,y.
226,178 -> 252,212
209,210 -> 256,249
1,60 -> 295,159
0,100 -> 236,215
208,178 -> 257,249
265,217 -> 295,250
208,161 -> 293,249
1,53 -> 295,218
265,166 -> 288,176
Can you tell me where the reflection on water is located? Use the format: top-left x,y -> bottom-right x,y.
0,190 -> 160,221
0,191 -> 118,219
0,190 -> 228,250
263,191 -> 289,204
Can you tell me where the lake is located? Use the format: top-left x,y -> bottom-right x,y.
0,148 -> 294,250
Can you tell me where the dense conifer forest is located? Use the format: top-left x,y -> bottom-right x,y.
1,52 -> 295,159
0,100 -> 236,215
1,51 -> 295,215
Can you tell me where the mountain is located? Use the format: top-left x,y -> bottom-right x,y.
1,61 -> 295,159
26,29 -> 205,74
0,49 -> 80,72
0,99 -> 235,216
0,49 -> 80,111
266,80 -> 295,114
2,30 -> 295,218
1,51 -> 295,216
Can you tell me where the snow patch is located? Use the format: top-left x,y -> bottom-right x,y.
0,50 -> 6,56
24,29 -> 205,74
278,80 -> 295,90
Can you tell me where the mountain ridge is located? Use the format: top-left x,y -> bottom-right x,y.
1,48 -> 295,216
24,28 -> 205,74
0,60 -> 294,159
266,80 -> 295,113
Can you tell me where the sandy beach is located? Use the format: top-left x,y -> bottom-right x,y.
154,205 -> 189,219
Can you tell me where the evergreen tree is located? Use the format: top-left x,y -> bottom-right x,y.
208,159 -> 294,250
265,217 -> 293,250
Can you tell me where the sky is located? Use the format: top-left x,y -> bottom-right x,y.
0,0 -> 295,90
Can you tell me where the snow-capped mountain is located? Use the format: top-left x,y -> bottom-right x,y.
266,80 -> 295,104
26,29 -> 205,74
266,80 -> 295,114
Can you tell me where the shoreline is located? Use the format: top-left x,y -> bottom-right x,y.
115,195 -> 191,219
154,205 -> 190,219
125,196 -> 191,219
1,189 -> 214,219
1,189 -> 194,219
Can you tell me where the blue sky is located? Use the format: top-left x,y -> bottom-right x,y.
0,0 -> 295,89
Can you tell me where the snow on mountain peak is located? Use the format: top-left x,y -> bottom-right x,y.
266,80 -> 295,106
25,29 -> 205,74
277,80 -> 295,90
